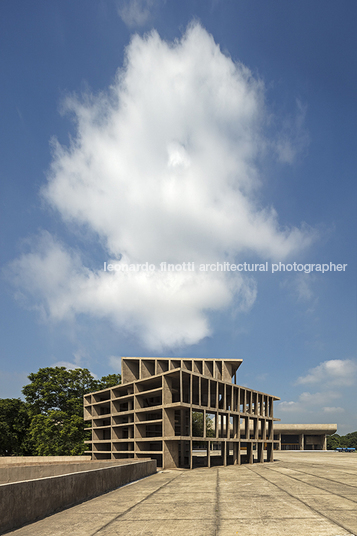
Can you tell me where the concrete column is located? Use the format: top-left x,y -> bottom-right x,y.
180,370 -> 183,403
207,441 -> 211,468
258,442 -> 264,463
190,439 -> 193,470
323,436 -> 327,450
237,441 -> 241,465
248,442 -> 253,464
222,441 -> 227,466
267,442 -> 274,462
299,433 -> 304,451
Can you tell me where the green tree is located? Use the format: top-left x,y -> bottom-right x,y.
344,431 -> 357,449
22,367 -> 99,417
22,366 -> 121,456
0,398 -> 32,455
327,432 -> 357,450
327,433 -> 341,450
97,373 -> 121,390
29,411 -> 88,456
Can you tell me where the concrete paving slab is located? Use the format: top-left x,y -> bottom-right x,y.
7,513 -> 118,536
219,518 -> 354,536
120,501 -> 216,521
7,452 -> 357,536
94,519 -> 215,536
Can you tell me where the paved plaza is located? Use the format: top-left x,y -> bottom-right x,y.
8,452 -> 357,536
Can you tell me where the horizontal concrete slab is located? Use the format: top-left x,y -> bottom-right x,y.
0,456 -> 91,465
0,459 -> 143,484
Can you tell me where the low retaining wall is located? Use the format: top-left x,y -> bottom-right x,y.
0,456 -> 91,465
0,459 -> 156,534
0,459 -> 137,484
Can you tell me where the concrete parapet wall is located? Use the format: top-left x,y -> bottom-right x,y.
0,455 -> 91,465
0,459 -> 156,534
0,459 -> 141,484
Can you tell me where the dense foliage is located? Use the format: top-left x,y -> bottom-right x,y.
0,367 -> 121,456
327,432 -> 357,450
0,398 -> 32,455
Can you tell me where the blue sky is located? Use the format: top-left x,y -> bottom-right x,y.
1,0 -> 356,434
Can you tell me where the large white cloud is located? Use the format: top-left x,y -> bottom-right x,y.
9,23 -> 315,350
296,359 -> 357,387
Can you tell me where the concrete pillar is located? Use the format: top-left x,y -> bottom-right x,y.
222,441 -> 227,466
207,441 -> 211,468
237,442 -> 241,465
233,442 -> 237,465
258,442 -> 264,463
299,433 -> 304,451
180,370 -> 183,403
323,436 -> 327,451
267,442 -> 274,462
248,442 -> 253,464
163,441 -> 179,469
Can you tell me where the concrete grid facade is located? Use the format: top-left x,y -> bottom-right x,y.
84,357 -> 279,469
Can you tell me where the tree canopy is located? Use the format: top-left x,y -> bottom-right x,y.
0,398 -> 32,456
327,432 -> 357,450
0,366 -> 121,456
22,367 -> 99,416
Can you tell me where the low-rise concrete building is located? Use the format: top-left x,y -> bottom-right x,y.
273,423 -> 337,450
84,357 -> 280,469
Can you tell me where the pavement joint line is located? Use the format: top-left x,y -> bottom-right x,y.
214,468 -> 220,536
89,471 -> 184,536
275,463 -> 357,484
246,465 -> 357,536
257,465 -> 357,503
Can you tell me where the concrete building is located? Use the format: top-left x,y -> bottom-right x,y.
84,357 -> 280,469
273,423 -> 337,450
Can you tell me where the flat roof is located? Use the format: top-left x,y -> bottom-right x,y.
275,423 -> 337,435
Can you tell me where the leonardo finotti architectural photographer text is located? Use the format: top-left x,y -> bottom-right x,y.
103,262 -> 347,274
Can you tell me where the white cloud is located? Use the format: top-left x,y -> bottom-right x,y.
294,274 -> 314,302
51,349 -> 87,370
296,359 -> 357,387
277,360 -> 356,424
9,23 -> 315,350
275,99 -> 309,164
298,390 -> 341,405
118,0 -> 161,27
322,406 -> 344,414
277,390 -> 341,414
